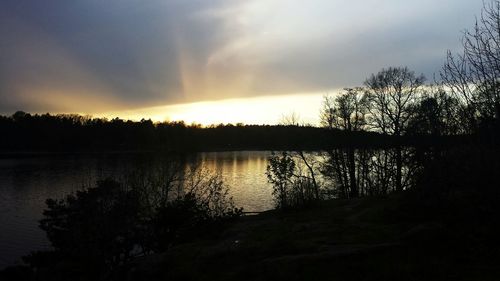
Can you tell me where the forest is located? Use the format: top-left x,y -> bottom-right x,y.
0,112 -> 392,152
1,1 -> 500,281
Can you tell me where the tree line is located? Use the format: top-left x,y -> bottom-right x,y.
266,1 -> 500,207
2,2 -> 500,280
0,111 -> 412,153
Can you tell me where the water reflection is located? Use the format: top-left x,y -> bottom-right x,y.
198,151 -> 272,212
0,151 -> 273,269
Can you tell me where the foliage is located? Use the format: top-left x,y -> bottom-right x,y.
22,166 -> 242,280
23,179 -> 143,280
4,2 -> 500,280
266,151 -> 319,209
266,152 -> 296,208
407,89 -> 463,136
0,112 -> 385,152
183,167 -> 243,219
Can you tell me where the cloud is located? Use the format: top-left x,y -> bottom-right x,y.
0,0 -> 231,112
0,0 -> 485,114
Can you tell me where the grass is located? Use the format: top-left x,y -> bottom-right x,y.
127,195 -> 500,281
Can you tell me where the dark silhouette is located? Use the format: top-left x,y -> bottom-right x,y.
321,88 -> 368,198
442,1 -> 500,124
278,114 -> 322,202
10,162 -> 242,280
364,67 -> 426,192
2,1 -> 500,280
266,151 -> 298,208
0,112 -> 391,153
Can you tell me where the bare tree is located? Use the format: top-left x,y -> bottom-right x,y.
441,0 -> 500,123
279,113 -> 321,199
321,88 -> 368,131
280,111 -> 302,126
320,88 -> 368,198
364,67 -> 425,191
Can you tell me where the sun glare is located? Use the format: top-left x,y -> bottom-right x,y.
100,93 -> 328,126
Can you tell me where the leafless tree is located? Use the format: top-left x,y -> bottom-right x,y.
320,88 -> 368,198
364,67 -> 425,191
278,113 -> 321,199
280,111 -> 302,126
321,88 -> 368,131
364,67 -> 425,136
441,0 -> 500,123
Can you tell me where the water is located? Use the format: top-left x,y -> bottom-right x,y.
0,151 -> 273,269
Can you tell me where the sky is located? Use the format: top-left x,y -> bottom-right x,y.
0,0 -> 485,125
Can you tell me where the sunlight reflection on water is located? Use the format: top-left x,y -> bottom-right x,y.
0,151 -> 273,269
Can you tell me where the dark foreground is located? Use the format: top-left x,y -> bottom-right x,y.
124,196 -> 499,281
2,193 -> 499,280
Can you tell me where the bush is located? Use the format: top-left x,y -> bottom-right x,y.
266,151 -> 318,209
22,167 -> 242,280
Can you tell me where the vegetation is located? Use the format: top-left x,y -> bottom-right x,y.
153,195 -> 499,281
265,67 -> 469,206
0,112 -> 392,153
442,0 -> 500,123
264,0 -> 500,208
266,151 -> 319,209
7,163 -> 242,280
2,1 -> 500,280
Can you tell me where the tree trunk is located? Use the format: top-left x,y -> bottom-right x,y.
348,147 -> 358,198
395,145 -> 403,192
298,151 -> 319,200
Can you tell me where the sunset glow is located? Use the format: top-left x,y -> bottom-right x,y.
0,1 -> 484,119
100,93 -> 327,126
2,0 -> 499,277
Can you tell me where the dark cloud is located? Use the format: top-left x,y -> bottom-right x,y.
0,0 -> 485,114
0,0 -> 230,113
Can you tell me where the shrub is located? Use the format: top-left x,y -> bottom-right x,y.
266,151 -> 318,209
23,167 -> 242,280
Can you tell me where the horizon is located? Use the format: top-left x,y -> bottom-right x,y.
6,92 -> 328,126
2,1 -> 500,278
0,1 -> 485,124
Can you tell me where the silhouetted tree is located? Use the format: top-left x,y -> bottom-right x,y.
0,112 -> 377,152
408,87 -> 463,136
279,113 -> 321,199
365,66 -> 425,191
266,152 -> 296,208
22,164 -> 242,280
442,0 -> 500,126
24,179 -> 144,279
321,88 -> 368,198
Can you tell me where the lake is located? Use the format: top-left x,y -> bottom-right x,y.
0,151 -> 274,269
